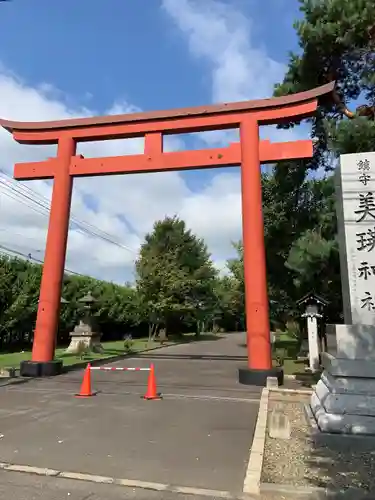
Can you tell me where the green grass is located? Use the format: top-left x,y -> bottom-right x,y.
272,357 -> 307,374
0,339 -> 157,370
272,331 -> 309,375
276,332 -> 298,342
281,358 -> 307,374
0,332 -> 218,370
272,332 -> 322,386
273,329 -> 300,352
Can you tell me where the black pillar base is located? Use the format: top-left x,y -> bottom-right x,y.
238,366 -> 284,387
20,360 -> 63,377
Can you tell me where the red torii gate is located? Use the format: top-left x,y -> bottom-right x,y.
0,82 -> 334,385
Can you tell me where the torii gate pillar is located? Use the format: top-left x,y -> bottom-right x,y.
0,82 -> 334,385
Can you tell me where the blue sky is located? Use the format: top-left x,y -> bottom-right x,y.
0,0 -> 301,110
0,0 -> 309,282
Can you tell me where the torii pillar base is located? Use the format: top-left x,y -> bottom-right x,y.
238,367 -> 283,387
20,360 -> 63,378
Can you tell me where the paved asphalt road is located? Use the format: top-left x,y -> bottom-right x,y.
0,469 -> 234,500
0,332 -> 261,499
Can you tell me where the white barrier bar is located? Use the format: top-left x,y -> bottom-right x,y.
89,366 -> 150,372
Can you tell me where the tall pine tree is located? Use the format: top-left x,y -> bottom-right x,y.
274,0 -> 375,167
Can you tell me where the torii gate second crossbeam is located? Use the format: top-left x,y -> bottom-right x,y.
0,82 -> 334,386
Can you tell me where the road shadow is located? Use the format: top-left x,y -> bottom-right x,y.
133,353 -> 248,361
0,335 -> 232,389
172,333 -> 223,342
0,377 -> 33,388
305,430 -> 375,498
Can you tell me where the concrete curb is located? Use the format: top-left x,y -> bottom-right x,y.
269,387 -> 313,396
242,387 -> 269,496
0,377 -> 31,388
242,384 -> 315,496
0,462 -> 241,499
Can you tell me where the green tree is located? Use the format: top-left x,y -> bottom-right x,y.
0,254 -> 146,351
274,0 -> 375,165
270,0 -> 375,322
135,216 -> 217,338
227,171 -> 341,327
0,256 -> 41,349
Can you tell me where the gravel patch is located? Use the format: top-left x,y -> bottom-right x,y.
262,395 -> 375,492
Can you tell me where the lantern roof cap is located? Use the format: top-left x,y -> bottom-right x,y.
296,291 -> 329,307
78,291 -> 97,304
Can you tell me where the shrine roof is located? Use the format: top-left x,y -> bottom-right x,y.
0,82 -> 334,133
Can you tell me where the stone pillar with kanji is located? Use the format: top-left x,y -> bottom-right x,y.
311,151 -> 375,435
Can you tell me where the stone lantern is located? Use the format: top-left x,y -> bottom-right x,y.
65,291 -> 104,354
54,295 -> 69,348
269,299 -> 278,345
296,292 -> 329,372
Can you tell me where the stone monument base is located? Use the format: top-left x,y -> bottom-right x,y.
311,352 -> 375,435
65,333 -> 104,354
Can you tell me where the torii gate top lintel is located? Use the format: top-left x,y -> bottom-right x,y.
0,82 -> 334,145
0,81 -> 335,378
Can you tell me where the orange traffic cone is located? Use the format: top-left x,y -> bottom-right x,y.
75,363 -> 95,398
143,364 -> 162,400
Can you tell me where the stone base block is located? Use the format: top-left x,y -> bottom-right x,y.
321,352 -> 375,378
315,378 -> 375,416
20,360 -> 63,377
322,371 -> 375,395
65,334 -> 103,355
311,391 -> 375,435
311,354 -> 375,435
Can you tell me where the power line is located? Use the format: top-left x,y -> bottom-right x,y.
0,243 -> 85,277
0,172 -> 137,251
0,170 -> 138,254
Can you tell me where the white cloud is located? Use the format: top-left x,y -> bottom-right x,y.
0,67 -> 241,283
0,0 -> 309,285
162,0 -> 285,103
162,0 -> 309,144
